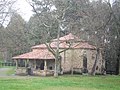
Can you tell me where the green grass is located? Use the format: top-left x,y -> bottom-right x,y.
0,75 -> 120,90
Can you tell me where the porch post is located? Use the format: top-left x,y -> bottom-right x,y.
15,60 -> 18,69
34,60 -> 36,69
25,60 -> 27,68
71,49 -> 74,75
27,59 -> 29,67
44,60 -> 47,76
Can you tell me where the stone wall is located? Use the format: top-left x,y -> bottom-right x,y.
61,48 -> 104,74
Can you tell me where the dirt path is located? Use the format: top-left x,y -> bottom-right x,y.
0,68 -> 13,76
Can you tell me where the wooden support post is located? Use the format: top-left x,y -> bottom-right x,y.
25,60 -> 27,68
44,60 -> 47,76
24,60 -> 27,75
44,60 -> 47,70
15,60 -> 18,69
71,49 -> 74,75
34,60 -> 36,69
27,59 -> 29,67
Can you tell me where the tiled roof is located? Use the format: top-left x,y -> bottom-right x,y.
12,49 -> 54,60
52,33 -> 79,41
73,42 -> 96,49
32,33 -> 84,49
31,41 -> 69,49
31,44 -> 47,49
32,41 -> 96,50
13,33 -> 96,60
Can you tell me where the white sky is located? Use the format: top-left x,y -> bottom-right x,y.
14,0 -> 33,21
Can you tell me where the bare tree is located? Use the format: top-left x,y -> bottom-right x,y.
0,0 -> 16,27
27,0 -> 74,77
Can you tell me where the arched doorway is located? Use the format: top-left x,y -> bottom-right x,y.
40,61 -> 44,70
83,56 -> 88,73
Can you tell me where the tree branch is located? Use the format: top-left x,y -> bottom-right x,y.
59,41 -> 72,53
44,42 -> 56,56
106,1 -> 120,36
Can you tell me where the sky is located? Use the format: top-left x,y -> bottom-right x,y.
14,0 -> 33,21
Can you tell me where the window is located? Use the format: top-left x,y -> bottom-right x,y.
49,66 -> 52,70
83,56 -> 88,73
40,62 -> 44,70
96,66 -> 98,70
83,56 -> 87,69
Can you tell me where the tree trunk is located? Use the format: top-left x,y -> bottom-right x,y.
54,57 -> 58,77
91,48 -> 100,75
118,58 -> 120,75
54,24 -> 60,77
71,49 -> 74,75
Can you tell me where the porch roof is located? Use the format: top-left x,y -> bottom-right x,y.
12,49 -> 55,60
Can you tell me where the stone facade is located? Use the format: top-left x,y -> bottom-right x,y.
14,46 -> 104,76
60,48 -> 104,74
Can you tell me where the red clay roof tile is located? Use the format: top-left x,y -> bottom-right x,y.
13,49 -> 54,60
52,33 -> 79,41
13,33 -> 96,60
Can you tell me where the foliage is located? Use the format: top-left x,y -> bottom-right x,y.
0,75 -> 120,90
27,14 -> 58,45
0,55 -> 3,67
4,13 -> 32,56
104,0 -> 120,73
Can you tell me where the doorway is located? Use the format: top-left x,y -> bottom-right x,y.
83,56 -> 88,73
40,61 -> 44,70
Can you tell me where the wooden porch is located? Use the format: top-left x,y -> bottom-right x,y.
15,59 -> 55,76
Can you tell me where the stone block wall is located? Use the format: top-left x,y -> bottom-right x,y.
61,48 -> 104,74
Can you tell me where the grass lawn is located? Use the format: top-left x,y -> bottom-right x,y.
0,75 -> 120,90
